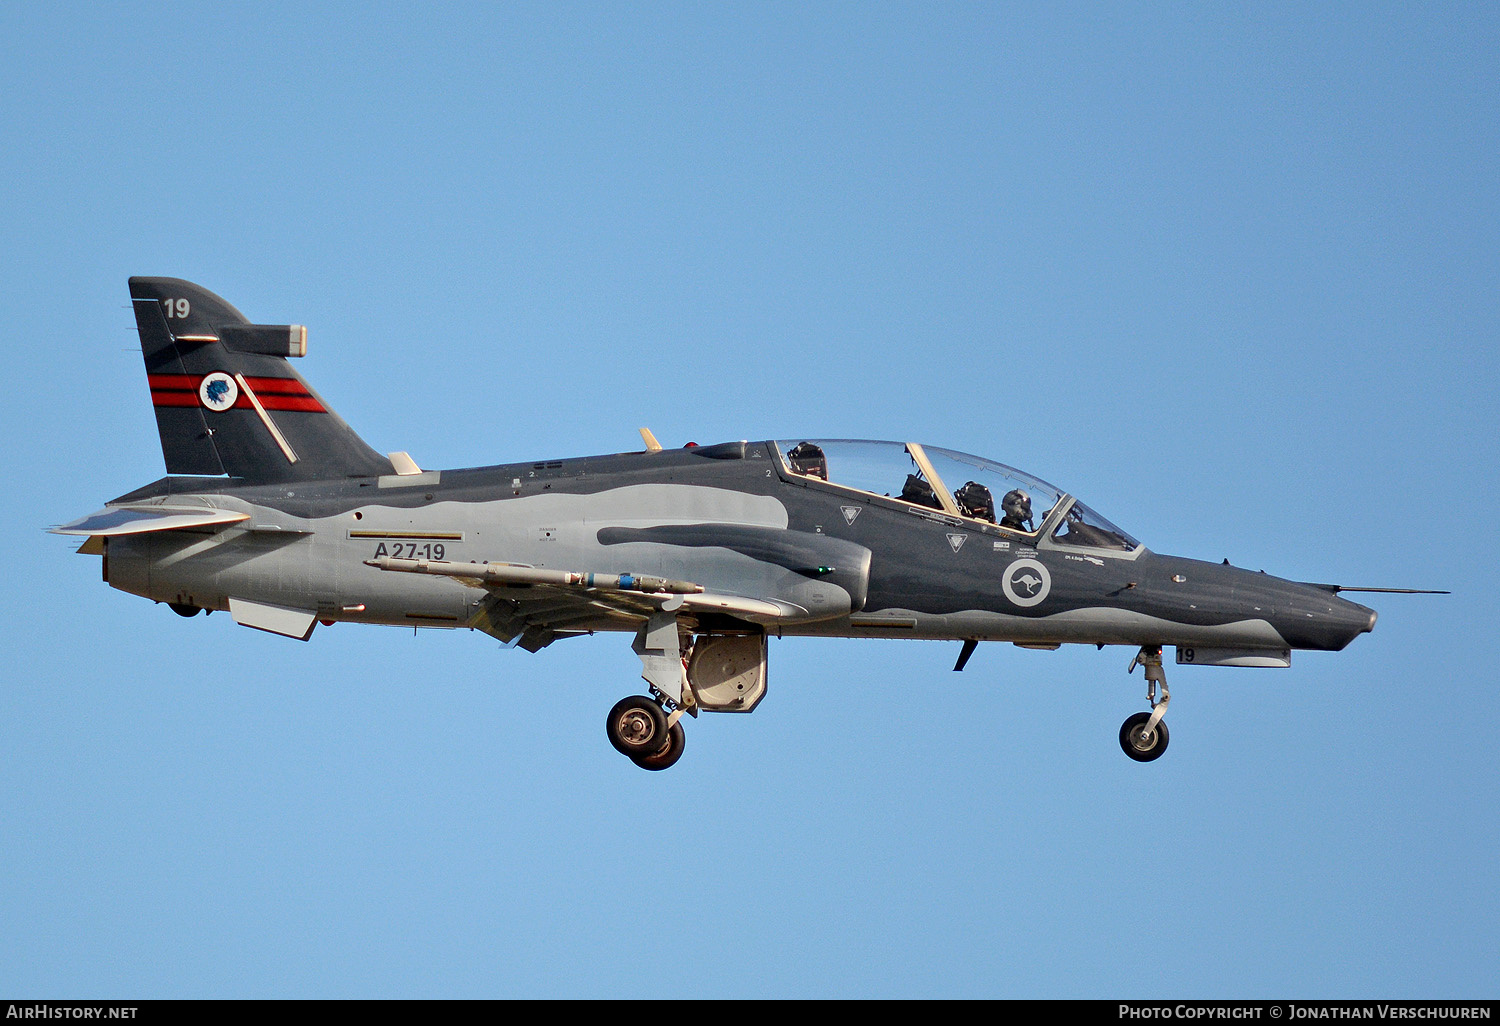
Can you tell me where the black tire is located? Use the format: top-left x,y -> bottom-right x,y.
168,602 -> 201,617
606,696 -> 668,758
631,721 -> 686,771
1119,711 -> 1170,762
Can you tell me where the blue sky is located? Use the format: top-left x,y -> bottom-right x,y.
2,2 -> 1496,998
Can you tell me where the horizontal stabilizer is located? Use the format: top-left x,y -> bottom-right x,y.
52,504 -> 249,537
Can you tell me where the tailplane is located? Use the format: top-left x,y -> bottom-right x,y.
129,277 -> 389,484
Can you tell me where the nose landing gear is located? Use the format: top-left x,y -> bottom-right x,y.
1121,645 -> 1171,762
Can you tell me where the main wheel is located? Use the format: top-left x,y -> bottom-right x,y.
606,696 -> 669,759
632,721 -> 686,771
1119,711 -> 1170,762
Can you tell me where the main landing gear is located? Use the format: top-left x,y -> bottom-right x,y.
1121,645 -> 1170,762
606,614 -> 769,770
606,693 -> 687,771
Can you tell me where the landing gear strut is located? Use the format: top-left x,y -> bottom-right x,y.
1121,645 -> 1171,762
604,611 -> 698,770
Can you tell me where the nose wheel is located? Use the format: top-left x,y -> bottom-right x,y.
1121,646 -> 1171,762
1120,710 -> 1170,761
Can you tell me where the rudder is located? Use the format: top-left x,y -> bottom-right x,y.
130,277 -> 389,484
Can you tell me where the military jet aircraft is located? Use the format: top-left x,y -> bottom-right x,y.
56,278 -> 1432,769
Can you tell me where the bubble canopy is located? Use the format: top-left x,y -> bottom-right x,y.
774,439 -> 1141,553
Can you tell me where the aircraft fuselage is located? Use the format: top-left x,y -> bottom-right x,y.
99,439 -> 1375,657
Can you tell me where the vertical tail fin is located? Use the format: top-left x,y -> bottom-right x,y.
129,277 -> 390,484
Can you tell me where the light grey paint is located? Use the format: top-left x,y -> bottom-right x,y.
110,484 -> 801,630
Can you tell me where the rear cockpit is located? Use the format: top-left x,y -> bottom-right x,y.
774,439 -> 1141,556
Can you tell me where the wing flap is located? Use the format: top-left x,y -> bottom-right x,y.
680,593 -> 804,621
364,556 -> 703,596
367,556 -> 807,648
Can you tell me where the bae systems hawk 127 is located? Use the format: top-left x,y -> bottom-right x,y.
56,278 -> 1443,768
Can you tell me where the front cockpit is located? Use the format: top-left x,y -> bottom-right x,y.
774,439 -> 1142,555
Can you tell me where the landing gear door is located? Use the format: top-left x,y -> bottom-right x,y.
688,633 -> 768,713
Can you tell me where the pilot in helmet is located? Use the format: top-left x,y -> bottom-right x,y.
1000,489 -> 1033,532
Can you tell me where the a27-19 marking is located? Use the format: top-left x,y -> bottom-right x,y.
372,542 -> 446,560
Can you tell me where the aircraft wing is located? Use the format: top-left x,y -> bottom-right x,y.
365,555 -> 805,651
52,504 -> 251,537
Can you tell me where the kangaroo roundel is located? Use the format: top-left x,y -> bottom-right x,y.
1002,558 -> 1051,607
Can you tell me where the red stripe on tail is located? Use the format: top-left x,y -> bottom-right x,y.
149,375 -> 325,412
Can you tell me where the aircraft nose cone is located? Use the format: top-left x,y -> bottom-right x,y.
1346,598 -> 1377,638
1291,592 -> 1377,651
